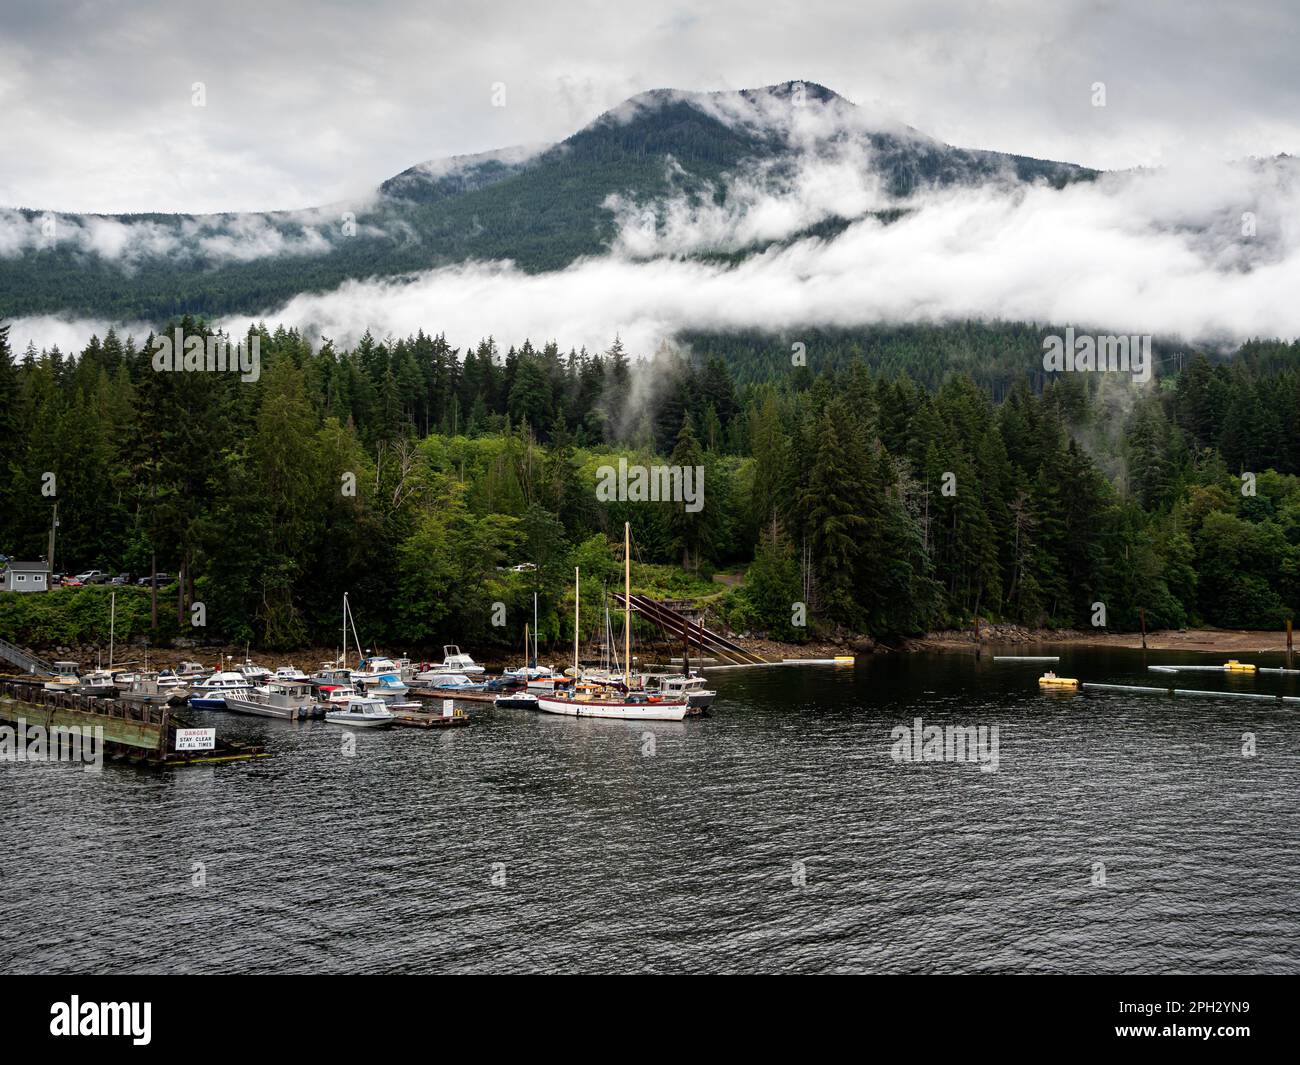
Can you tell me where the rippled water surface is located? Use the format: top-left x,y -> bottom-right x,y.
3,648 -> 1299,973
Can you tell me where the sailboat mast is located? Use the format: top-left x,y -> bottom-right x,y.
574,567 -> 580,675
342,592 -> 348,667
109,590 -> 116,669
533,592 -> 538,666
624,521 -> 631,688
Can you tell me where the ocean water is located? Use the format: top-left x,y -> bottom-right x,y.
2,648 -> 1298,973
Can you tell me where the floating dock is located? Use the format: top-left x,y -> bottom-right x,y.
0,678 -> 269,766
996,656 -> 1060,662
1081,681 -> 1300,703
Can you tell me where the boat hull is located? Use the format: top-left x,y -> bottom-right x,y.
223,696 -> 322,720
324,712 -> 393,728
535,695 -> 690,721
494,694 -> 539,710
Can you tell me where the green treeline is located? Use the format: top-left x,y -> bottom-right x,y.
1,318 -> 1298,650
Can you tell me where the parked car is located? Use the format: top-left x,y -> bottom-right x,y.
74,569 -> 104,583
137,573 -> 175,586
110,574 -> 131,585
50,573 -> 64,586
62,577 -> 84,588
510,563 -> 538,572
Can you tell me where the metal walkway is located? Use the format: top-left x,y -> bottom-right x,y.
613,592 -> 769,666
0,636 -> 53,675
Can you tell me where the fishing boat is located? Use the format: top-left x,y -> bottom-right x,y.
324,695 -> 395,729
188,671 -> 253,709
643,672 -> 717,710
70,669 -> 118,699
176,661 -> 208,681
272,664 -> 310,683
118,673 -> 190,707
535,532 -> 690,722
43,660 -> 81,691
224,680 -> 323,720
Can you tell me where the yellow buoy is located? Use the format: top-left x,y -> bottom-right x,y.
1223,660 -> 1257,673
1038,672 -> 1079,690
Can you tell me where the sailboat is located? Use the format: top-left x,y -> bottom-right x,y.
333,592 -> 408,694
535,525 -> 690,721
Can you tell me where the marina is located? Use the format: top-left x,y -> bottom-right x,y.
5,646 -> 1298,975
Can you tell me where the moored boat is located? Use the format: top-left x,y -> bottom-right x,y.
70,669 -> 118,699
494,691 -> 540,710
643,671 -> 716,711
224,680 -> 324,720
424,645 -> 485,677
43,660 -> 81,691
536,688 -> 690,721
188,671 -> 253,709
324,695 -> 395,728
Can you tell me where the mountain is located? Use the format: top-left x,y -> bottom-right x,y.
0,82 -> 1097,322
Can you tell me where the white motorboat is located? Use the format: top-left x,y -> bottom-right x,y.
325,695 -> 395,728
188,671 -> 252,710
643,672 -> 717,710
272,664 -> 310,683
236,658 -> 273,684
315,683 -> 359,705
428,645 -> 485,676
43,660 -> 81,691
176,661 -> 208,681
224,680 -> 323,720
154,668 -> 185,688
352,656 -> 409,694
413,671 -> 482,691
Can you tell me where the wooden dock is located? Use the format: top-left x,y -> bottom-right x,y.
0,677 -> 269,766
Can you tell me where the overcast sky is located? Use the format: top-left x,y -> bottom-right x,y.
4,0 -> 1300,215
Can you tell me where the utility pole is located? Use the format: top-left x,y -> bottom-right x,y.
47,501 -> 58,573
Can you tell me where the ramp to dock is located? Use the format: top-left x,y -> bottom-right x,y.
0,637 -> 53,675
613,593 -> 769,666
